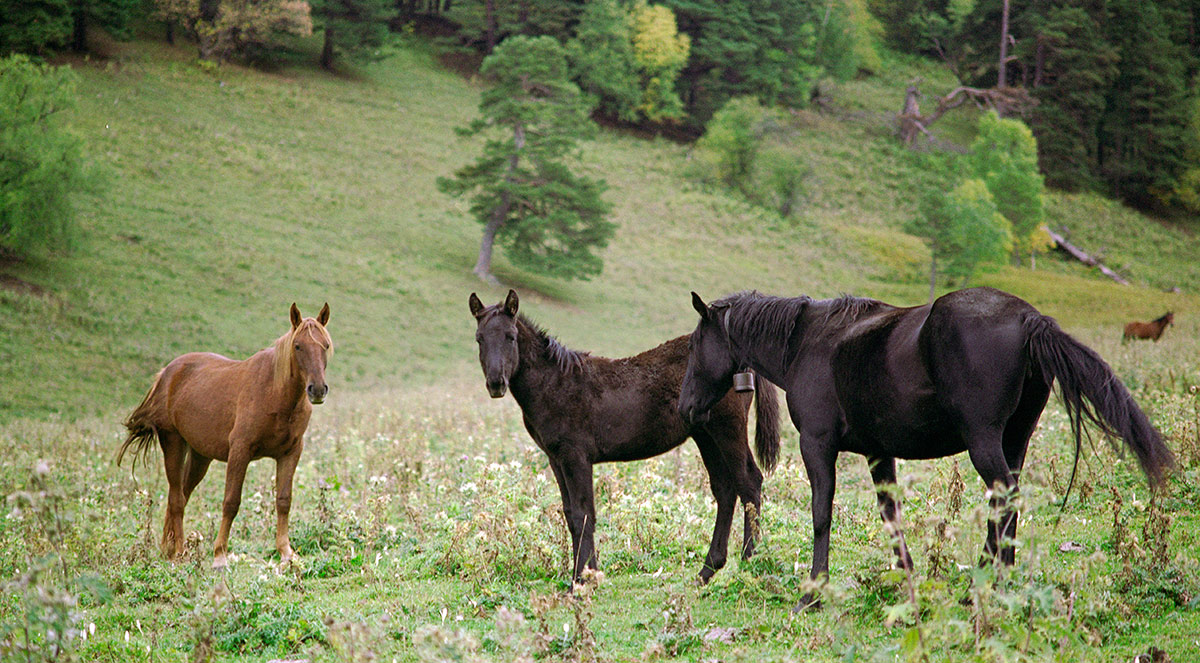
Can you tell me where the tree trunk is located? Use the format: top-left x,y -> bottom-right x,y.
165,21 -> 176,45
321,27 -> 335,70
474,209 -> 505,284
485,0 -> 497,53
474,123 -> 525,283
71,8 -> 87,52
997,0 -> 1011,89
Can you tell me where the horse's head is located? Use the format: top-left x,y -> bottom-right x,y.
288,302 -> 332,405
1165,312 -> 1175,326
679,292 -> 738,425
469,290 -> 520,398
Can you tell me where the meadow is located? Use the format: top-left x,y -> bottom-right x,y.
2,32 -> 1200,662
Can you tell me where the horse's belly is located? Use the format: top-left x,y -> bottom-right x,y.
842,407 -> 964,460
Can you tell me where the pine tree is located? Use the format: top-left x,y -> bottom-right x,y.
68,0 -> 141,52
1100,0 -> 1193,206
310,0 -> 391,70
0,0 -> 73,54
1020,1 -> 1117,190
438,36 -> 614,283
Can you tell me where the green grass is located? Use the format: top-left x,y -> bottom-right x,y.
1,31 -> 1199,663
2,38 -> 1197,420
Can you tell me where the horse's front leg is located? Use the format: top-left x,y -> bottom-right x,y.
868,455 -> 913,570
274,440 -> 304,566
213,440 -> 252,570
691,429 -> 738,584
795,438 -> 837,612
557,453 -> 597,584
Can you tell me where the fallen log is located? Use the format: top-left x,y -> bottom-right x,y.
1044,226 -> 1129,285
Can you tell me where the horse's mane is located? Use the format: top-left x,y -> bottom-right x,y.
517,314 -> 589,374
273,319 -> 334,390
712,291 -> 884,372
821,294 -> 887,325
1153,311 -> 1173,324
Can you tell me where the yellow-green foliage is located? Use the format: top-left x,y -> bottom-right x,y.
842,0 -> 883,74
629,1 -> 689,123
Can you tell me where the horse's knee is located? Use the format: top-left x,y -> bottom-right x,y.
221,499 -> 240,519
275,496 -> 291,516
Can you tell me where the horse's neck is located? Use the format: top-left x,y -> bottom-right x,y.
509,326 -> 568,410
262,348 -> 307,410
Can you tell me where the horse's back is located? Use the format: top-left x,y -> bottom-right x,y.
155,351 -> 265,458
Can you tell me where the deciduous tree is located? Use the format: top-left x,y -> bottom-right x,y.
906,178 -> 1013,302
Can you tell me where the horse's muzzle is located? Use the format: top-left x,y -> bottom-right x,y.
679,403 -> 710,425
307,383 -> 328,405
487,379 -> 508,398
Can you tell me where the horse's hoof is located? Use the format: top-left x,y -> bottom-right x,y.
212,554 -> 228,571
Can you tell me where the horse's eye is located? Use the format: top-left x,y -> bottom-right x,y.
505,333 -> 516,342
294,344 -> 301,351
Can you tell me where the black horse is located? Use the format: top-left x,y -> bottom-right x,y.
678,287 -> 1175,609
470,290 -> 780,584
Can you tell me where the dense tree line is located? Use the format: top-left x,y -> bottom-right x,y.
872,0 -> 1200,212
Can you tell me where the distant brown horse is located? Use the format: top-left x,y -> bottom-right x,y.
119,303 -> 332,569
1124,312 -> 1174,342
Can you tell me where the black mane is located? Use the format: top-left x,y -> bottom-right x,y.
518,314 -> 589,374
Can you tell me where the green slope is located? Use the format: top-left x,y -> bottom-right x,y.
1,39 -> 1196,420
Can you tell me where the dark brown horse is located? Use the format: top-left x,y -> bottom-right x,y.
469,290 -> 780,584
119,303 -> 332,569
1123,311 -> 1174,342
678,287 -> 1175,610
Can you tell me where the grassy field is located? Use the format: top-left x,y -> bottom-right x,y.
2,31 -> 1199,662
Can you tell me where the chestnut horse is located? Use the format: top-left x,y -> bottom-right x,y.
119,303 -> 332,569
1123,311 -> 1174,342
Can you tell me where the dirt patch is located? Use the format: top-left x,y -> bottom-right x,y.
0,274 -> 47,297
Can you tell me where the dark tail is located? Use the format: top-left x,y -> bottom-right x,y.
1024,315 -> 1176,491
118,370 -> 165,474
753,373 -> 781,473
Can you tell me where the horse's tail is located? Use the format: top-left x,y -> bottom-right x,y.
1023,314 -> 1175,492
753,373 -> 781,473
118,369 -> 166,474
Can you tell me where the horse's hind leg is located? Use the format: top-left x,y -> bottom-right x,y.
182,448 -> 212,504
965,426 -> 1019,565
996,377 -> 1050,564
739,450 -> 764,561
868,455 -> 913,570
159,431 -> 188,560
691,429 -> 739,583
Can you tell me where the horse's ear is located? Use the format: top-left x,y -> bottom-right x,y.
504,289 -> 519,317
290,303 -> 302,329
469,292 -> 485,318
691,292 -> 710,320
317,302 -> 330,326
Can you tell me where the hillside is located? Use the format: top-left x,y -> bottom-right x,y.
1,38 -> 1197,420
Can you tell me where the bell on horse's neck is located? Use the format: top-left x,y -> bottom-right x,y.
733,371 -> 755,392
